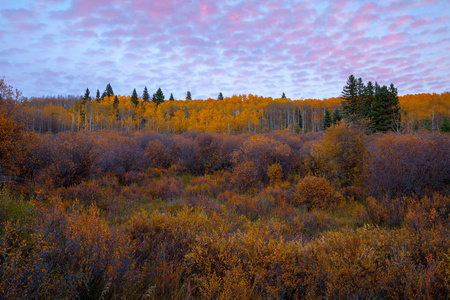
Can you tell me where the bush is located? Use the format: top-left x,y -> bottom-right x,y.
295,176 -> 343,210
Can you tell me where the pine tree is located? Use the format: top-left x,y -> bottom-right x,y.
152,88 -> 165,105
341,75 -> 359,120
323,107 -> 332,130
169,93 -> 174,101
113,95 -> 119,110
369,84 -> 400,132
84,88 -> 91,101
217,92 -> 224,100
96,89 -> 100,100
142,86 -> 150,102
131,88 -> 139,106
439,116 -> 450,132
102,91 -> 107,100
361,81 -> 375,118
281,92 -> 286,98
113,95 -> 119,120
332,109 -> 342,124
105,83 -> 114,97
186,91 -> 192,100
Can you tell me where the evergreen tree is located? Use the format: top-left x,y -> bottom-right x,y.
217,92 -> 224,100
142,86 -> 150,102
113,95 -> 119,110
131,88 -> 139,106
323,107 -> 332,129
96,89 -> 100,100
102,91 -> 107,100
105,83 -> 114,97
341,75 -> 359,120
439,116 -> 450,132
423,119 -> 432,131
369,84 -> 400,132
152,88 -> 165,105
332,108 -> 342,124
169,93 -> 174,101
361,81 -> 375,118
83,88 -> 91,101
281,92 -> 286,98
186,91 -> 192,100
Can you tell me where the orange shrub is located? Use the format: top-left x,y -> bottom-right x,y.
295,176 -> 343,210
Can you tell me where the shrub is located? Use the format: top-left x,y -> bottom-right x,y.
295,176 -> 343,210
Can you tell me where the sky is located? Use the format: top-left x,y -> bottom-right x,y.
1,0 -> 449,100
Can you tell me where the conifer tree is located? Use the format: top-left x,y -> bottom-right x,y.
369,84 -> 400,132
439,116 -> 450,132
186,91 -> 192,100
113,95 -> 119,110
169,93 -> 174,101
152,88 -> 165,105
84,88 -> 91,101
323,107 -> 332,129
142,86 -> 150,102
217,92 -> 224,100
341,75 -> 359,120
131,88 -> 139,106
281,92 -> 286,98
96,89 -> 100,100
105,83 -> 114,97
361,81 -> 375,118
332,108 -> 342,124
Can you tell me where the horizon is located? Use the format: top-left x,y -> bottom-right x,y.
1,0 -> 449,99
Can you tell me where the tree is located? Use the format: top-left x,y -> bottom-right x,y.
440,116 -> 450,132
169,93 -> 174,101
217,92 -> 224,100
281,92 -> 286,98
96,89 -> 100,100
186,91 -> 192,100
83,88 -> 91,101
310,122 -> 367,187
369,84 -> 401,132
0,77 -> 21,117
361,81 -> 375,118
341,75 -> 359,120
131,89 -> 139,106
323,107 -> 332,129
105,83 -> 114,97
332,109 -> 342,124
113,95 -> 119,110
152,88 -> 165,105
142,86 -> 150,102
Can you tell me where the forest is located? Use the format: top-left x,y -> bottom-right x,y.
1,76 -> 450,299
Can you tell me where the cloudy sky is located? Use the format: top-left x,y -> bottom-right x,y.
1,0 -> 449,100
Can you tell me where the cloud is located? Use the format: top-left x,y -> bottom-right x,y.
0,0 -> 448,99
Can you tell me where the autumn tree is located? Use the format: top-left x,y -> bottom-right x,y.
186,91 -> 192,100
142,86 -> 150,102
217,92 -> 224,100
310,121 -> 367,187
152,88 -> 165,105
131,89 -> 139,106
